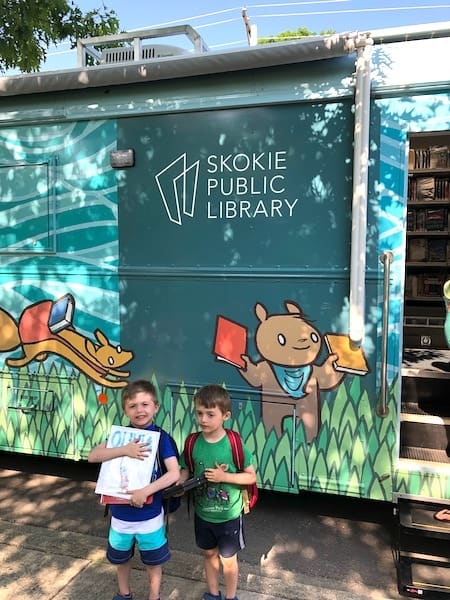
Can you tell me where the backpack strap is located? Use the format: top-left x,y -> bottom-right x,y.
184,432 -> 201,474
151,425 -> 170,531
185,430 -> 244,472
183,432 -> 201,518
153,424 -> 163,473
226,429 -> 256,514
226,428 -> 244,471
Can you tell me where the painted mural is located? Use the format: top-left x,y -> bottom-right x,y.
0,295 -> 133,388
0,119 -> 125,458
0,104 -> 397,500
0,61 -> 449,502
214,300 -> 369,441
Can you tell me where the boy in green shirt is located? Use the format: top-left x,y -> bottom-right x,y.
179,384 -> 256,600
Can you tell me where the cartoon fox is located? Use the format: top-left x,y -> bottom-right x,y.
0,297 -> 133,388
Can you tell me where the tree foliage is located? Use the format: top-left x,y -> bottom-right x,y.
259,27 -> 335,45
0,0 -> 120,72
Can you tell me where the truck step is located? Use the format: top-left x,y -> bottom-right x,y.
398,499 -> 450,538
400,421 -> 450,451
401,413 -> 450,426
400,445 -> 450,463
396,552 -> 450,598
395,499 -> 450,597
401,373 -> 450,418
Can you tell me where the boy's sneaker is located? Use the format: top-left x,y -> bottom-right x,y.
112,594 -> 133,600
202,593 -> 222,600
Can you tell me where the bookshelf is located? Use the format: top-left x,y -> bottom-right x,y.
404,132 -> 450,349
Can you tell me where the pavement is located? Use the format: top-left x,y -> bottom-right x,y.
0,454 -> 400,600
0,518 -> 395,600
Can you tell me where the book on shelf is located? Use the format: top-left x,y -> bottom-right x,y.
422,274 -> 444,297
425,208 -> 447,231
405,274 -> 419,298
427,238 -> 448,262
415,208 -> 426,231
407,238 -> 427,262
324,334 -> 369,376
406,273 -> 447,298
408,207 -> 448,232
408,178 -> 416,203
408,177 -> 450,203
213,315 -> 247,369
435,177 -> 450,200
406,209 -> 416,231
410,147 -> 449,170
94,425 -> 160,503
415,177 -> 435,201
429,146 -> 449,169
48,294 -> 75,333
411,149 -> 428,170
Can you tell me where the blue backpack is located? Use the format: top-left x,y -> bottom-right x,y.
154,426 -> 181,514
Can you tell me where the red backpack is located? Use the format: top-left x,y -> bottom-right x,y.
184,429 -> 258,514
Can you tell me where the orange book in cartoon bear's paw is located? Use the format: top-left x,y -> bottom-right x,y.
324,334 -> 369,376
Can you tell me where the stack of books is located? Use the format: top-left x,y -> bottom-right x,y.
407,238 -> 448,263
408,146 -> 449,170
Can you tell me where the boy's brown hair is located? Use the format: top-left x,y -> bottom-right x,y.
194,384 -> 231,414
121,379 -> 158,410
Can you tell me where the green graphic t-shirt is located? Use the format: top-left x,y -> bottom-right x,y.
181,432 -> 254,523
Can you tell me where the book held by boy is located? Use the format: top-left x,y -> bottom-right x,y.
99,493 -> 154,505
94,425 -> 160,504
324,334 -> 370,376
213,315 -> 247,369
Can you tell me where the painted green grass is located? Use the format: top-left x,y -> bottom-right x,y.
1,365 -> 447,502
164,376 -> 398,500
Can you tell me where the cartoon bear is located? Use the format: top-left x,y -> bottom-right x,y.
238,300 -> 345,442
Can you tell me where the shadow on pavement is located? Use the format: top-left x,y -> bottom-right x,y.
0,452 -> 400,598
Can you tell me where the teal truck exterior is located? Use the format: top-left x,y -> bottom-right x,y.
0,30 -> 449,503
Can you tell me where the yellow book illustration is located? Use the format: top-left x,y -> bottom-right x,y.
324,334 -> 369,376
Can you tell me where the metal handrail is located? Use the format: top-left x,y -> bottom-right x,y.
377,250 -> 393,417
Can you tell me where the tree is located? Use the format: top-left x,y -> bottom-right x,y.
0,1 -> 120,73
259,27 -> 335,44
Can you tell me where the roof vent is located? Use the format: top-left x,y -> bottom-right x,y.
77,25 -> 208,68
101,44 -> 189,64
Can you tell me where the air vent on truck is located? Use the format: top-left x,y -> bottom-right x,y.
101,44 -> 188,64
77,25 -> 208,68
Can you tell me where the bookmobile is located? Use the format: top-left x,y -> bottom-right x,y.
0,22 -> 450,596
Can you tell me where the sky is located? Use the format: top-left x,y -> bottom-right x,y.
42,0 -> 450,71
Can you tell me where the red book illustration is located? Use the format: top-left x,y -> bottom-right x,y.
213,315 -> 247,369
100,494 -> 154,505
